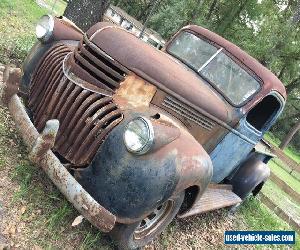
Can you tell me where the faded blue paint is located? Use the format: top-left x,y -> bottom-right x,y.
210,92 -> 285,183
210,118 -> 262,183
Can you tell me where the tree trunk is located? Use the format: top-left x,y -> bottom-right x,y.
216,0 -> 249,35
279,120 -> 300,149
136,2 -> 153,22
64,0 -> 110,31
277,65 -> 286,80
205,0 -> 218,21
183,0 -> 204,26
292,0 -> 300,24
139,0 -> 162,38
285,77 -> 300,94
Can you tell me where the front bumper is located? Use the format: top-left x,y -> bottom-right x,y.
0,66 -> 116,233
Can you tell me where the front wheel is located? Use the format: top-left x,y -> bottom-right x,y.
110,193 -> 184,250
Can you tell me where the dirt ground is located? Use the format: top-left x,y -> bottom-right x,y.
0,65 -> 249,250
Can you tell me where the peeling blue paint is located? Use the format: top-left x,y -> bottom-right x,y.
210,118 -> 262,183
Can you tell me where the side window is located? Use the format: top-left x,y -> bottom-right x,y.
246,95 -> 282,131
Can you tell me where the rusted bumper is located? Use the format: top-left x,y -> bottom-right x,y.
0,66 -> 116,232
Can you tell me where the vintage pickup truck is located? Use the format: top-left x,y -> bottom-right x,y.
0,15 -> 285,249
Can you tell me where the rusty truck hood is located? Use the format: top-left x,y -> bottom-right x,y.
86,23 -> 234,123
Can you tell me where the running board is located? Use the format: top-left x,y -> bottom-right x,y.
178,184 -> 242,218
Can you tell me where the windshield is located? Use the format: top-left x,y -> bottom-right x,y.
168,31 -> 261,106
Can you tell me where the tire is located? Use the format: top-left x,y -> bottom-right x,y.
110,193 -> 185,250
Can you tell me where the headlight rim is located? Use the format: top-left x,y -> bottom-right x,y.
35,14 -> 55,43
123,116 -> 154,155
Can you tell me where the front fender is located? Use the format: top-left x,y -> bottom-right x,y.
76,112 -> 213,224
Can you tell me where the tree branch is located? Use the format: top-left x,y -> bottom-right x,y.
286,77 -> 300,94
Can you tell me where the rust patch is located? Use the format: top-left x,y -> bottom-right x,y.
28,44 -> 123,166
113,74 -> 157,109
1,66 -> 21,105
29,120 -> 59,162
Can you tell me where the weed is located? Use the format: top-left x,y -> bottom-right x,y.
46,200 -> 73,231
80,232 -> 102,250
11,161 -> 37,201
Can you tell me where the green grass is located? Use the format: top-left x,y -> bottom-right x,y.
46,200 -> 73,231
79,232 -> 103,250
262,180 -> 300,212
11,161 -> 38,201
284,148 -> 300,164
264,132 -> 300,164
0,0 -> 68,66
0,0 -> 47,65
268,160 -> 300,194
42,0 -> 67,16
239,197 -> 300,249
272,157 -> 300,182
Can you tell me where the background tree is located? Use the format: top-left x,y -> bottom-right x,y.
280,120 -> 300,149
64,0 -> 110,31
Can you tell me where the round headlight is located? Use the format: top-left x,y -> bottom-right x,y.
36,15 -> 54,42
124,117 -> 154,155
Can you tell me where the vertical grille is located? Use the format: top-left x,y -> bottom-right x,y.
162,95 -> 215,131
73,36 -> 129,92
29,44 -> 123,166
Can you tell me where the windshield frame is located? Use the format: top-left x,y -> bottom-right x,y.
166,30 -> 262,107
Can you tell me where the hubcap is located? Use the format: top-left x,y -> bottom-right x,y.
134,200 -> 174,239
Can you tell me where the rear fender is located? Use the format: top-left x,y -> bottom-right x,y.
230,153 -> 270,199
